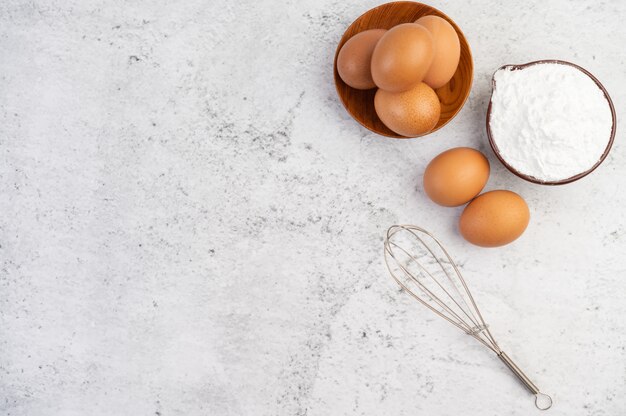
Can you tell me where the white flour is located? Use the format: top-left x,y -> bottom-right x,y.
489,63 -> 613,182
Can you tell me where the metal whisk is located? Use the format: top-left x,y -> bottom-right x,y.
384,225 -> 552,410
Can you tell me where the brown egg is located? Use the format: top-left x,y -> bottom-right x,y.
424,148 -> 490,207
371,23 -> 434,93
337,29 -> 387,90
459,190 -> 530,247
374,82 -> 440,137
415,15 -> 460,89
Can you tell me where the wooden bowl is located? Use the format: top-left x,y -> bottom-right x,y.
333,1 -> 473,138
486,60 -> 617,185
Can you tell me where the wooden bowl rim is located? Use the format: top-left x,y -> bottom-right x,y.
486,59 -> 617,185
333,1 -> 473,139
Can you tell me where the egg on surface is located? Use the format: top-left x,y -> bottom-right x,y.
414,15 -> 460,89
423,147 -> 490,207
459,190 -> 530,247
337,29 -> 387,90
374,82 -> 440,137
371,23 -> 434,93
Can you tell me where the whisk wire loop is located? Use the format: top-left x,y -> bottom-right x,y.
387,241 -> 477,333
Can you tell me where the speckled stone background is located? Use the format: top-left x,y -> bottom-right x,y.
1,0 -> 624,415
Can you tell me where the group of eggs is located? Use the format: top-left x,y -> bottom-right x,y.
423,147 -> 530,247
337,16 -> 461,137
338,16 -> 529,247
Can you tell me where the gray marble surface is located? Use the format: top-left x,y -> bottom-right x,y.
1,0 -> 625,415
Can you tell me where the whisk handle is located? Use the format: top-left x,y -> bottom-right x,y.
498,351 -> 553,410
